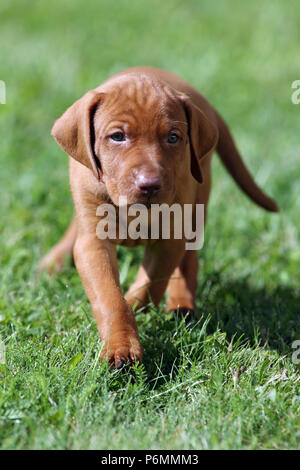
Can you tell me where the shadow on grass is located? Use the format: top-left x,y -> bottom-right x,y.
54,259 -> 299,384
140,274 -> 299,382
198,273 -> 300,353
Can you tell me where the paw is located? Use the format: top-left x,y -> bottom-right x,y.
101,333 -> 144,368
38,251 -> 66,275
167,307 -> 194,324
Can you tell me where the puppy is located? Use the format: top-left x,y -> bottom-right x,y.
40,67 -> 278,367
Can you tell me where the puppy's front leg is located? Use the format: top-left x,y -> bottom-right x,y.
74,236 -> 143,367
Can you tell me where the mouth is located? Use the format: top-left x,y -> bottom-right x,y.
111,192 -> 156,208
133,190 -> 162,206
143,196 -> 154,208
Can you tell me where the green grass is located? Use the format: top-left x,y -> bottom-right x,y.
0,0 -> 299,450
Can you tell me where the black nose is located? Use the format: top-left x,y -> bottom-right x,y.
135,174 -> 162,197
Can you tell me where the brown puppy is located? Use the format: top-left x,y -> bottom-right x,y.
40,67 -> 278,367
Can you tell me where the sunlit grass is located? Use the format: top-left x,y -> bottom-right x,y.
0,0 -> 299,450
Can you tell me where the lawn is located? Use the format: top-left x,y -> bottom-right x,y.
0,0 -> 299,450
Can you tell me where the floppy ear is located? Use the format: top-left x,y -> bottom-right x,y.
51,90 -> 103,180
181,96 -> 218,183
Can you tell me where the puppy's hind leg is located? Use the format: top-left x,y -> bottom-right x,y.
39,218 -> 77,274
166,250 -> 199,320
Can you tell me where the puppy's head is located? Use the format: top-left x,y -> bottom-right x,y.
52,74 -> 218,205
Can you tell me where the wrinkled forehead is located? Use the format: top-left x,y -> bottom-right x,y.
95,74 -> 187,131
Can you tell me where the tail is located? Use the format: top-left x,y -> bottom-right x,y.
215,111 -> 278,212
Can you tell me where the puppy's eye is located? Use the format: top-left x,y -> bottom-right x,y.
110,132 -> 125,142
167,133 -> 180,144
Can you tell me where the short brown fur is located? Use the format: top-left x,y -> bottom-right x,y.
39,67 -> 278,367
